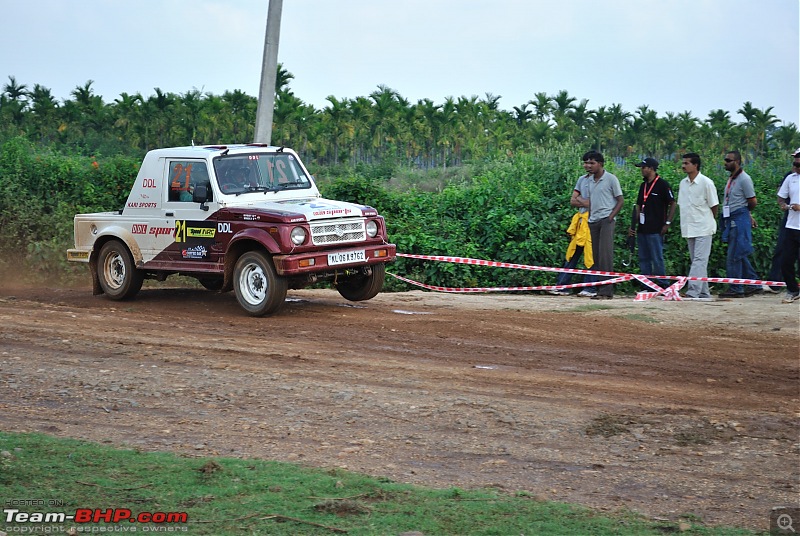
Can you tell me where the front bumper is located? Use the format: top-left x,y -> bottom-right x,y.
272,243 -> 396,276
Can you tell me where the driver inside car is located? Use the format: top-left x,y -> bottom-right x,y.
220,166 -> 253,193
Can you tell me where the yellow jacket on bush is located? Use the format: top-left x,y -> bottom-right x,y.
565,211 -> 593,268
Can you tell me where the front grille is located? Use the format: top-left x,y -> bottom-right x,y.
310,219 -> 366,245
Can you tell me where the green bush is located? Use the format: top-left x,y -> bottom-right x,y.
0,137 -> 139,281
0,137 -> 790,291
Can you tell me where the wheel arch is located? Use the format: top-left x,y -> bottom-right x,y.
222,229 -> 280,292
89,231 -> 142,295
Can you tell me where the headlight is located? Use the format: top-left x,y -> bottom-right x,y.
365,220 -> 378,238
290,227 -> 307,245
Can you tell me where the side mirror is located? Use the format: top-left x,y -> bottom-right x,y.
193,184 -> 211,211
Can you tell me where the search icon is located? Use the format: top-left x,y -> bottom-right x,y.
778,513 -> 796,533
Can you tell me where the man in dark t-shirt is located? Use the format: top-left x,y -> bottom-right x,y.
628,158 -> 676,287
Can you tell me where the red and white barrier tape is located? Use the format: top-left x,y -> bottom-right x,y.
389,252 -> 785,301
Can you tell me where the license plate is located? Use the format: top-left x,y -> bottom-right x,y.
328,250 -> 366,266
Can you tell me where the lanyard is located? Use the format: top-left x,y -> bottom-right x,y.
641,176 -> 659,207
724,169 -> 742,204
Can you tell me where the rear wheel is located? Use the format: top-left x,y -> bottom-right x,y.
233,251 -> 287,316
336,263 -> 385,302
97,240 -> 143,300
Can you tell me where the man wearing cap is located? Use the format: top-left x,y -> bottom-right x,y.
718,150 -> 762,298
677,152 -> 718,300
765,147 -> 800,292
628,157 -> 675,288
776,148 -> 800,303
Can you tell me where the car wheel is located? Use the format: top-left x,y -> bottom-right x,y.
97,240 -> 144,300
336,263 -> 385,302
233,251 -> 287,316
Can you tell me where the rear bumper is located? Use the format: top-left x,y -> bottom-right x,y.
273,243 -> 396,276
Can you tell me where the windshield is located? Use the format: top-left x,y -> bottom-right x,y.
213,153 -> 312,195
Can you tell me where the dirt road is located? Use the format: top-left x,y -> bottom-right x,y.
0,282 -> 797,530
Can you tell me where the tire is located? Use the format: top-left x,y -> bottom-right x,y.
97,240 -> 143,300
233,251 -> 288,316
198,277 -> 224,291
336,263 -> 385,302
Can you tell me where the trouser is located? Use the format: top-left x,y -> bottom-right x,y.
685,235 -> 713,298
637,232 -> 666,287
725,222 -> 760,294
766,212 -> 788,284
782,228 -> 800,294
589,218 -> 616,297
555,245 -> 596,288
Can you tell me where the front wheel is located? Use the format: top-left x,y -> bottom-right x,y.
336,263 -> 385,302
233,251 -> 288,316
97,240 -> 143,300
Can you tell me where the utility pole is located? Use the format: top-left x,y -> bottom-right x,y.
254,0 -> 283,144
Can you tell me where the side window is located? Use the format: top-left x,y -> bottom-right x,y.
168,161 -> 211,202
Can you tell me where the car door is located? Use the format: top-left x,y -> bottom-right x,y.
161,159 -> 222,269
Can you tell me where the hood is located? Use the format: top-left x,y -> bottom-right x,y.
224,197 -> 374,221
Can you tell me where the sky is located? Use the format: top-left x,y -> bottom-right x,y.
3,0 -> 799,125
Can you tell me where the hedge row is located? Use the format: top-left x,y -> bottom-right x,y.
0,137 -> 789,291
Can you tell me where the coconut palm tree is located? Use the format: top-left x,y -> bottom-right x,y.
321,96 -> 352,165
738,103 -> 779,156
770,123 -> 800,154
28,84 -> 59,143
2,76 -> 29,129
529,92 -> 552,123
147,88 -> 176,148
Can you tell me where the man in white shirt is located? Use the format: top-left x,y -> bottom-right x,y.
777,148 -> 800,303
677,153 -> 719,300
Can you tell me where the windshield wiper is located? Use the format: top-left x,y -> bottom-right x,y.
275,181 -> 308,190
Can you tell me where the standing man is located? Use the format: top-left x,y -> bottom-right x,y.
628,157 -> 676,287
549,159 -> 596,297
765,147 -> 800,292
677,153 -> 719,300
719,150 -> 761,298
777,150 -> 800,303
581,151 -> 624,300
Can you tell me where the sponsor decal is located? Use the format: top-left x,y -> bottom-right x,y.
308,202 -> 353,217
131,224 -> 147,234
67,251 -> 90,260
187,227 -> 215,239
243,214 -> 261,221
142,178 -> 157,188
181,245 -> 208,259
126,202 -> 158,208
174,220 -> 216,243
217,222 -> 232,233
149,227 -> 173,238
312,208 -> 352,217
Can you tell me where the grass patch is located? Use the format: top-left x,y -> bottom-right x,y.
585,414 -> 638,438
0,432 -> 754,535
617,313 -> 660,323
565,304 -> 614,312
